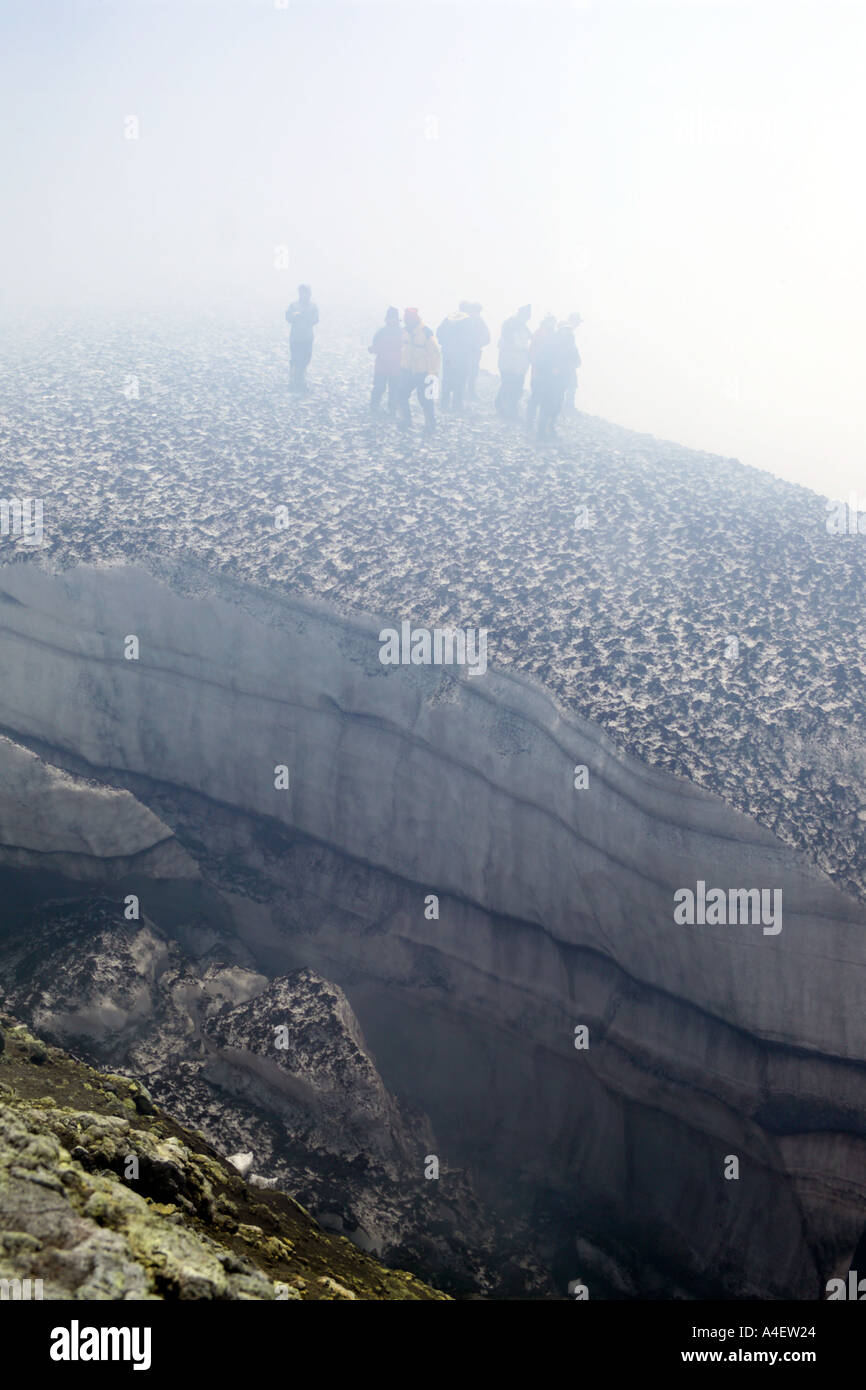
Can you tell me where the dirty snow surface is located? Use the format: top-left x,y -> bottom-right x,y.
1,309 -> 864,899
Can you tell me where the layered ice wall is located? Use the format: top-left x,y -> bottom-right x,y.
2,557 -> 866,1297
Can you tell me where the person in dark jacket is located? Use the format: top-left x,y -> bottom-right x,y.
533,321 -> 581,439
525,315 -> 557,430
562,313 -> 583,415
285,284 -> 319,391
495,304 -> 532,418
464,302 -> 490,400
369,307 -> 402,412
436,305 -> 474,411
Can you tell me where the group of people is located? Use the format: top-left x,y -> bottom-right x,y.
285,286 -> 582,439
367,306 -> 442,431
495,307 -> 582,436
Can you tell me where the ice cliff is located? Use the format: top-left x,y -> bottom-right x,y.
1,556 -> 865,1297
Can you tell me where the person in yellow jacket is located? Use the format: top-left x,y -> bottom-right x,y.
397,308 -> 441,433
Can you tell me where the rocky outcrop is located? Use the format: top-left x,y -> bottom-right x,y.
0,1012 -> 448,1300
1,558 -> 865,1297
201,971 -> 419,1166
0,907 -> 541,1294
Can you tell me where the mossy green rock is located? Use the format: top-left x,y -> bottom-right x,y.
0,1011 -> 449,1301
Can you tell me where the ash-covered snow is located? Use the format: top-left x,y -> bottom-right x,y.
1,310 -> 864,900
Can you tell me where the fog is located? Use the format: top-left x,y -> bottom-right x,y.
2,0 -> 864,496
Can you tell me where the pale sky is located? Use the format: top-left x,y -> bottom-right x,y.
1,0 -> 863,497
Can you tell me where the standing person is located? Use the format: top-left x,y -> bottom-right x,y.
436,303 -> 473,411
369,307 -> 402,412
495,304 -> 532,419
562,313 -> 583,415
464,302 -> 490,400
397,308 -> 441,433
526,315 -> 557,431
285,284 -> 319,391
534,321 -> 579,440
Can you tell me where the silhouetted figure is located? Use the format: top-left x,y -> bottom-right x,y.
437,305 -> 474,411
369,307 -> 402,412
398,308 -> 441,433
533,321 -> 580,439
285,284 -> 319,391
495,305 -> 532,419
526,315 -> 557,431
464,302 -> 490,400
562,313 -> 583,415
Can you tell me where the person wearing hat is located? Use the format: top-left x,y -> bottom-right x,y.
369,306 -> 403,413
397,308 -> 441,433
495,304 -> 532,419
285,283 -> 319,391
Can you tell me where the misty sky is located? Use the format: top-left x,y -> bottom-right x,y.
1,0 -> 864,498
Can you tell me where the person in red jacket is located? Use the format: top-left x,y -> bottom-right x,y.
369,307 -> 402,412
